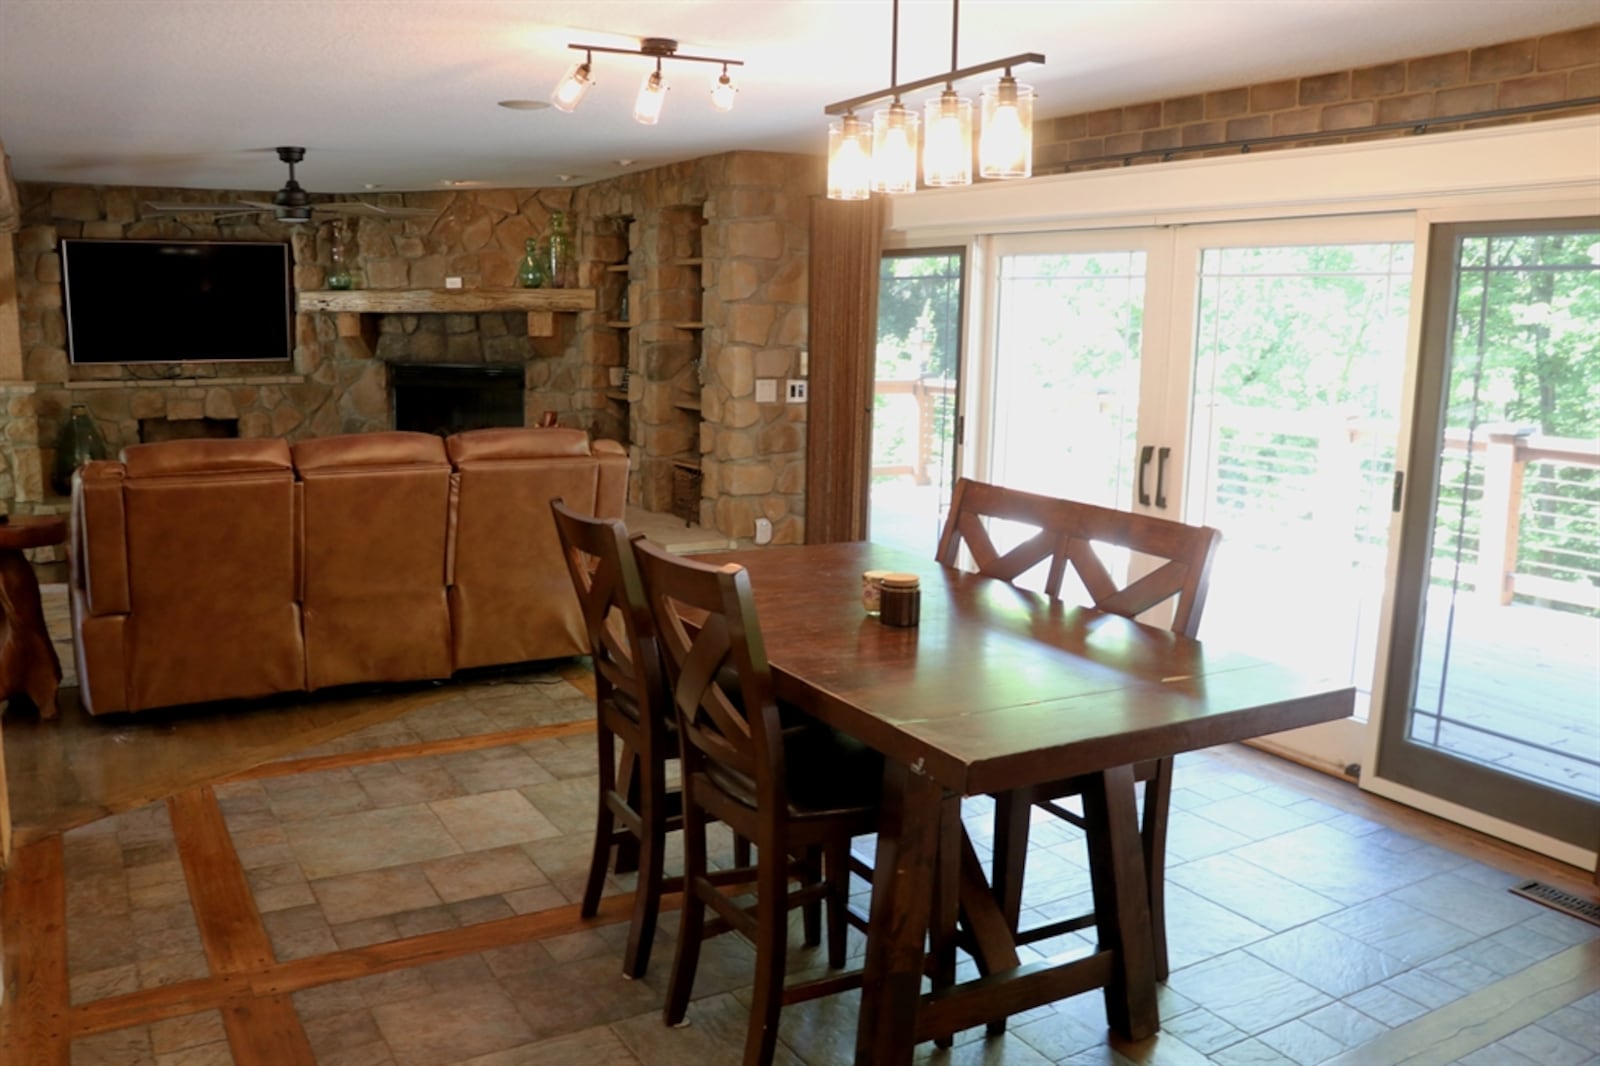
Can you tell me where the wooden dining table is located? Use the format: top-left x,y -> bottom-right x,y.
699,541 -> 1356,1064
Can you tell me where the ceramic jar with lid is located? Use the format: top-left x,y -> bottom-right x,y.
878,572 -> 921,627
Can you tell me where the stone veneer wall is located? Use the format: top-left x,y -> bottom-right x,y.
2,151 -> 821,545
1034,24 -> 1599,172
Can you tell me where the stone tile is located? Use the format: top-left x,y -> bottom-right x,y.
1256,1017 -> 1346,1065
1163,809 -> 1253,862
392,905 -> 462,938
1167,854 -> 1343,932
1379,968 -> 1466,1010
1157,1006 -> 1248,1054
332,916 -> 404,949
499,954 -> 667,1043
443,749 -> 560,793
1542,998 -> 1600,1051
359,766 -> 465,808
1344,983 -> 1429,1027
1457,1044 -> 1545,1066
1499,1022 -> 1596,1065
71,962 -> 142,1006
1389,868 -> 1545,934
1418,949 -> 1503,994
429,790 -> 564,851
1231,823 -> 1461,905
154,1037 -> 233,1064
615,994 -> 770,1065
1189,794 -> 1323,841
286,804 -> 464,880
265,777 -> 375,823
136,950 -> 209,989
1210,1039 -> 1296,1064
312,864 -> 445,925
1244,922 -> 1407,997
369,984 -> 534,1066
1297,1001 -> 1387,1051
1166,951 -> 1331,1035
1322,896 -> 1478,966
1161,884 -> 1274,972
71,1027 -> 155,1066
262,903 -> 340,961
517,777 -> 603,836
483,1024 -> 645,1065
421,846 -> 548,903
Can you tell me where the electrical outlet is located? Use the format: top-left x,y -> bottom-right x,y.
444,276 -> 463,290
755,378 -> 778,404
753,516 -> 773,545
786,379 -> 807,403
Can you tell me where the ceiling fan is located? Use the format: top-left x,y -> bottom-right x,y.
144,146 -> 436,223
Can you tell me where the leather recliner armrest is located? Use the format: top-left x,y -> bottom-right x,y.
71,460 -> 131,616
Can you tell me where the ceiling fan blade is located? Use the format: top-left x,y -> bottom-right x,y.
312,201 -> 435,218
144,201 -> 253,214
238,200 -> 280,210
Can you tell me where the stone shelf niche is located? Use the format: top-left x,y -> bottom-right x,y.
297,288 -> 597,340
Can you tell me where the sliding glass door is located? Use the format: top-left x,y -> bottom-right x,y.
869,251 -> 964,554
1376,219 -> 1600,849
1171,222 -> 1415,770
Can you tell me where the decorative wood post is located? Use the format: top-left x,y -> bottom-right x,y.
1476,427 -> 1530,605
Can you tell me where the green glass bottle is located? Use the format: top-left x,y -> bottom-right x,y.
546,210 -> 573,289
517,237 -> 548,288
52,404 -> 108,496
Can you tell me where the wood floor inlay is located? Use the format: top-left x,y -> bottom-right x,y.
4,658 -> 1597,1064
0,836 -> 69,1065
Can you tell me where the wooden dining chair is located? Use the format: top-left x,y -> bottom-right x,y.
550,499 -> 681,980
632,536 -> 880,1066
935,476 -> 1222,981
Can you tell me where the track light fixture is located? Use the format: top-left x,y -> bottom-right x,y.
824,0 -> 1042,198
552,37 -> 744,125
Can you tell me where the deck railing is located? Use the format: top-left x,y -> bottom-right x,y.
1206,408 -> 1600,613
874,384 -> 1600,615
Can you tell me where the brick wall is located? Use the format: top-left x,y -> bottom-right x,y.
1037,24 -> 1599,172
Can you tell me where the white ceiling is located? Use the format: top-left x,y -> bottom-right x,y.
1,0 -> 1594,195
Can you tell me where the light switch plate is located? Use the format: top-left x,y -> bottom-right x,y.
755,378 -> 778,404
444,276 -> 463,289
786,379 -> 807,403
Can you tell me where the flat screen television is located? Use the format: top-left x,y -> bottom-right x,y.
62,239 -> 293,364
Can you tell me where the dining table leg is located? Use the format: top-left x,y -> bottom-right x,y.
1082,764 -> 1160,1040
856,758 -> 943,1065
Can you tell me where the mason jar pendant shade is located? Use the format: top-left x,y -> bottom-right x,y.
979,76 -> 1034,179
552,60 -> 594,112
923,89 -> 973,187
827,115 -> 873,200
634,68 -> 667,125
872,103 -> 920,194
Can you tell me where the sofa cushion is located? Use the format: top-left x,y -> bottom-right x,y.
293,430 -> 447,473
447,426 -> 592,463
122,437 -> 292,479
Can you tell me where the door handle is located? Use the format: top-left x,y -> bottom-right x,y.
1156,446 -> 1171,509
1138,445 -> 1154,506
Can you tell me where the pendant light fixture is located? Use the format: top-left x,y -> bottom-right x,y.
979,74 -> 1035,178
922,0 -> 972,187
634,60 -> 668,125
551,37 -> 743,124
710,63 -> 738,112
827,114 -> 873,200
823,0 -> 1042,198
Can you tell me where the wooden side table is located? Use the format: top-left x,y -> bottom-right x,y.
0,516 -> 68,718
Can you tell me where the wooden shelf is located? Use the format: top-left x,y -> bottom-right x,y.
671,458 -> 702,471
605,390 -> 629,402
297,288 -> 597,338
672,398 -> 702,412
604,263 -> 631,274
605,320 -> 634,329
674,257 -> 704,266
674,322 -> 707,330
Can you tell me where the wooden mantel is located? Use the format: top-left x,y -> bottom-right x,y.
297,288 -> 597,338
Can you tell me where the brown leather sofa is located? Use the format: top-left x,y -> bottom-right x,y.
69,427 -> 627,715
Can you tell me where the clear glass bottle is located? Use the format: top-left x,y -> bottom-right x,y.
546,210 -> 573,289
517,237 -> 547,288
326,220 -> 357,289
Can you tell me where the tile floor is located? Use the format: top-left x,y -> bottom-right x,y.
52,665 -> 1600,1065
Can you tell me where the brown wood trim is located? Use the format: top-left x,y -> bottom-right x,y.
0,836 -> 68,1065
249,889 -> 652,997
167,787 -> 275,974
222,994 -> 317,1066
70,889 -> 662,1037
222,719 -> 598,782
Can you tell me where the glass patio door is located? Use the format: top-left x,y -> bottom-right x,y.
868,251 -> 964,554
1168,220 -> 1416,773
1376,219 -> 1600,850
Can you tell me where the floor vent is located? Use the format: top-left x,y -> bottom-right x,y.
1510,880 -> 1600,927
